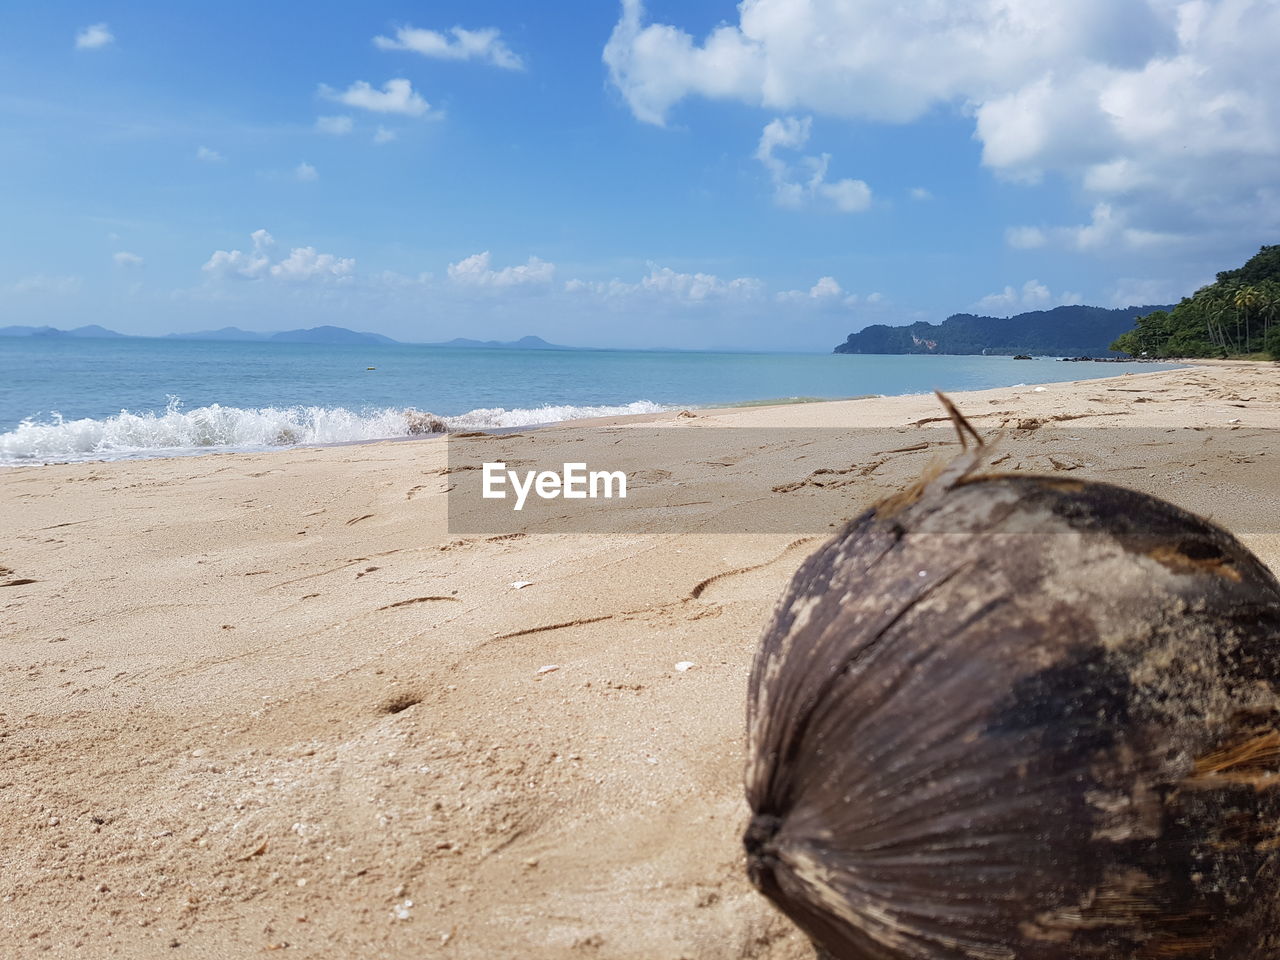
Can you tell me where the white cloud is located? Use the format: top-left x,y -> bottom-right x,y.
605,0 -> 1177,125
319,79 -> 433,117
909,187 -> 932,201
777,276 -> 848,302
295,162 -> 319,182
565,264 -> 763,303
605,0 -> 1280,244
196,146 -> 224,163
11,275 -> 83,295
373,126 -> 398,144
374,25 -> 523,70
448,251 -> 555,287
202,249 -> 270,280
1009,203 -> 1183,252
974,280 -> 1083,316
603,1 -> 762,127
113,251 -> 144,268
1005,226 -> 1047,249
756,117 -> 871,213
315,115 -> 354,135
75,23 -> 114,50
270,247 -> 355,282
640,265 -> 762,300
809,276 -> 842,299
202,232 -> 353,283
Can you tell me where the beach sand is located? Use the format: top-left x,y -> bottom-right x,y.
2,361 -> 1277,958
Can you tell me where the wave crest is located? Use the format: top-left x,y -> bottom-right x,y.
0,398 -> 668,465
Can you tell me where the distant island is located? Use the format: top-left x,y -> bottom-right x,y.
168,325 -> 397,345
0,324 -> 126,339
0,325 -> 573,350
1110,245 -> 1280,360
834,304 -> 1173,358
426,335 -> 567,350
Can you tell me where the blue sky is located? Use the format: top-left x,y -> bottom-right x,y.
2,1 -> 1277,350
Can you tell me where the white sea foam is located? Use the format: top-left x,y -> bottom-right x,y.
444,401 -> 664,430
0,398 -> 669,466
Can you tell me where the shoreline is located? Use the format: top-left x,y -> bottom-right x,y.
0,361 -> 1192,470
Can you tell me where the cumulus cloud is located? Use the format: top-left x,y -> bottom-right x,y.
294,161 -> 319,182
565,264 -> 764,302
315,115 -> 353,135
605,0 -> 1280,243
809,276 -> 843,299
374,25 -> 523,70
448,251 -> 555,287
75,23 -> 114,50
777,276 -> 848,302
1009,203 -> 1183,252
639,265 -> 763,300
195,145 -> 224,163
113,251 -> 144,268
202,249 -> 269,280
909,187 -> 932,201
373,126 -> 398,144
202,232 -> 353,283
606,0 -> 1175,124
974,280 -> 1083,316
270,247 -> 355,282
756,117 -> 871,213
319,79 -> 433,117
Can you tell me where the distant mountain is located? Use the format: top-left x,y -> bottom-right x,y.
428,334 -> 569,350
834,304 -> 1175,358
0,323 -> 570,347
166,325 -> 396,345
267,325 -> 398,346
166,327 -> 270,341
0,324 -> 125,339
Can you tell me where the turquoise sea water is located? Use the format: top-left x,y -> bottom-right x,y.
0,337 -> 1177,465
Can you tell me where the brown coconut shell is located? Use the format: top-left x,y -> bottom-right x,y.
745,404 -> 1280,960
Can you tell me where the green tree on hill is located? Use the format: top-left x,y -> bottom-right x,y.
1109,245 -> 1280,358
1266,324 -> 1280,361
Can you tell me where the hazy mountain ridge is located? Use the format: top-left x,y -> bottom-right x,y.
1,325 -> 571,349
426,335 -> 567,350
0,324 -> 126,339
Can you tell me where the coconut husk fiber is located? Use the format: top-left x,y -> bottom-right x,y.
745,395 -> 1280,960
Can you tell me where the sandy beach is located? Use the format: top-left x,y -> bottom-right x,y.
2,360 -> 1278,959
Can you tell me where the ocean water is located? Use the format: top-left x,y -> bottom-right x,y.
0,337 -> 1177,466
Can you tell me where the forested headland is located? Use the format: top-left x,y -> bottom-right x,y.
1110,245 -> 1280,359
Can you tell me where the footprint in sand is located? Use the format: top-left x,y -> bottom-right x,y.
0,565 -> 37,587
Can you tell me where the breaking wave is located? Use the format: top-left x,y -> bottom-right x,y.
0,398 -> 669,466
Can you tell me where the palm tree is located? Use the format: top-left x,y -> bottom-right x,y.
1255,281 -> 1280,343
1233,285 -> 1261,351
1195,289 -> 1233,353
